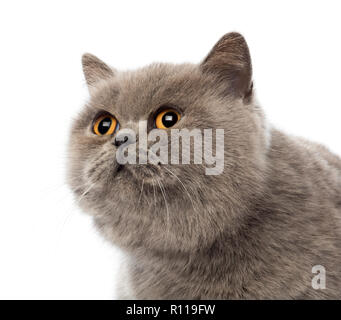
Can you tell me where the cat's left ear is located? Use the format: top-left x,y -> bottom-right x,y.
82,53 -> 115,94
201,32 -> 253,101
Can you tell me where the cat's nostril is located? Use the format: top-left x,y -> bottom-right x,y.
114,136 -> 128,147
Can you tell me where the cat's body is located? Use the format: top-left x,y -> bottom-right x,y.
68,33 -> 341,299
117,129 -> 341,299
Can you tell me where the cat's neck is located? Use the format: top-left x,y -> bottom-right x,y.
126,212 -> 267,299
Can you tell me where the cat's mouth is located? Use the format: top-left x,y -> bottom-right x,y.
123,162 -> 164,183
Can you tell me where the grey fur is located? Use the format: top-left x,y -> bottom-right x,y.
67,32 -> 341,299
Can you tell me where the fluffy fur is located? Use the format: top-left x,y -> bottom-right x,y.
67,32 -> 341,299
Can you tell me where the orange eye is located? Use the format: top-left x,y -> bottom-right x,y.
155,109 -> 181,129
93,114 -> 118,136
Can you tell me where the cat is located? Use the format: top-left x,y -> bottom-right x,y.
67,32 -> 341,299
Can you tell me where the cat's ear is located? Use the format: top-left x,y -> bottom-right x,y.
82,53 -> 115,93
201,32 -> 253,101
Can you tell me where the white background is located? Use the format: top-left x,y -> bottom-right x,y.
0,0 -> 340,299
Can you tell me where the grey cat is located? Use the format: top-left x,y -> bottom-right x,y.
67,32 -> 341,299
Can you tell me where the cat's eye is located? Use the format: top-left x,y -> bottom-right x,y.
155,108 -> 181,129
93,114 -> 118,136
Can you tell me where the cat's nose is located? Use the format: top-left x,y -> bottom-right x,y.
114,136 -> 128,147
113,130 -> 136,147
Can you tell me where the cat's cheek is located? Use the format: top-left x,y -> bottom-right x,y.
82,152 -> 116,187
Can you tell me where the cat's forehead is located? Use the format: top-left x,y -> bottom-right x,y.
117,63 -> 198,93
91,63 -> 206,121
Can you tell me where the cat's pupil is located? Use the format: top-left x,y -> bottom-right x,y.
98,118 -> 112,134
162,111 -> 178,128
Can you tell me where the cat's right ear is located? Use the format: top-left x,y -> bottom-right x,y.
200,32 -> 253,102
82,53 -> 115,94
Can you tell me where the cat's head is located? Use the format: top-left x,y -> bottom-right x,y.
67,33 -> 269,254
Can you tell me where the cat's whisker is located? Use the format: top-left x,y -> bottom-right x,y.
156,178 -> 170,249
59,206 -> 76,238
77,182 -> 96,203
137,179 -> 145,205
151,178 -> 157,207
163,166 -> 197,214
